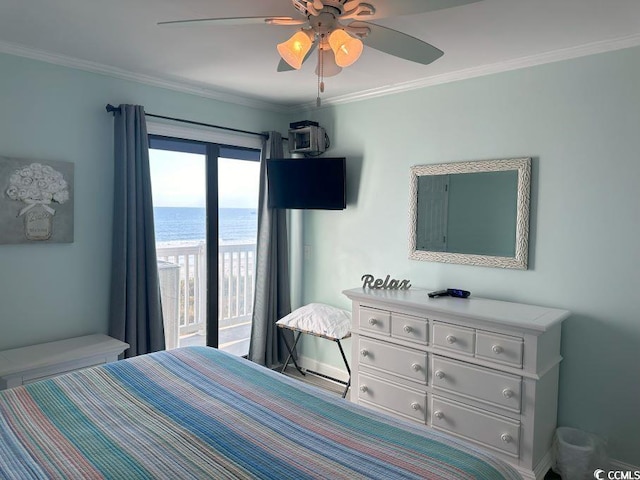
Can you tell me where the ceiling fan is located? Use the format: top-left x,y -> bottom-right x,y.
159,0 -> 481,105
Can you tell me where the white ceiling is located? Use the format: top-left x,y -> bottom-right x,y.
1,0 -> 639,110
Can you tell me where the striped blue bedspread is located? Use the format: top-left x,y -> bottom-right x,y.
0,347 -> 521,479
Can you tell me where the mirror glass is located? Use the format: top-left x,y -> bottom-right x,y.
409,158 -> 531,269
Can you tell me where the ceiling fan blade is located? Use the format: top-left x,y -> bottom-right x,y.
277,42 -> 318,72
356,0 -> 482,20
266,18 -> 309,26
157,16 -> 304,27
355,22 -> 443,65
277,58 -> 294,72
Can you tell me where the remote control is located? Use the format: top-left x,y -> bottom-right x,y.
428,289 -> 450,298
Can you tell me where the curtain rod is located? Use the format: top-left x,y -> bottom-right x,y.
105,104 -> 269,139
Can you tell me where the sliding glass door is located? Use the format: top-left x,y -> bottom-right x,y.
148,135 -> 260,356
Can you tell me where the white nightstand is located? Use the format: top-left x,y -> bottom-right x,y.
0,334 -> 129,389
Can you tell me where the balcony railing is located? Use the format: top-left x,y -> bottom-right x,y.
156,241 -> 256,355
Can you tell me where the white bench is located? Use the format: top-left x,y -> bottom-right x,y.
0,334 -> 129,389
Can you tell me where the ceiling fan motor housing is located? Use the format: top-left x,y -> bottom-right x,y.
293,1 -> 347,17
309,12 -> 340,36
293,1 -> 374,20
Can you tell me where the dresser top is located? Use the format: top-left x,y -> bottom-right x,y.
343,288 -> 569,333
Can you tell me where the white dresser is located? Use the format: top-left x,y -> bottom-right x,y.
343,287 -> 569,480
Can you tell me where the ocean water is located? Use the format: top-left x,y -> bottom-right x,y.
153,207 -> 257,243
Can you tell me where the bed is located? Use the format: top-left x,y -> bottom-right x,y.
0,346 -> 521,479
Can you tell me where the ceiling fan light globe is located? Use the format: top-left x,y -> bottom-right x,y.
277,31 -> 313,69
315,51 -> 342,77
329,29 -> 363,67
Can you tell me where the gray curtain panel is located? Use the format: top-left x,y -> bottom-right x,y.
108,104 -> 165,358
248,132 -> 292,368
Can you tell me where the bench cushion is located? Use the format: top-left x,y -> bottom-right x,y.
276,303 -> 351,339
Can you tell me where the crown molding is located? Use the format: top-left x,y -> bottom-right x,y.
0,40 -> 288,114
293,33 -> 640,112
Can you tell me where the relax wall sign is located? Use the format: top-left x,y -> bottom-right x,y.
361,274 -> 411,290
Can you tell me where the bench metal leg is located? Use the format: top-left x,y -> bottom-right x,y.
336,339 -> 351,398
280,330 -> 305,376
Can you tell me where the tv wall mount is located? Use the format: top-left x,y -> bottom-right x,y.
288,120 -> 328,155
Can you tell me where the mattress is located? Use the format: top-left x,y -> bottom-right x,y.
0,346 -> 521,479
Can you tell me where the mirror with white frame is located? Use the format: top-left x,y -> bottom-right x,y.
409,157 -> 531,269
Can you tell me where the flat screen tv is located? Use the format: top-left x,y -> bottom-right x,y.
267,157 -> 346,210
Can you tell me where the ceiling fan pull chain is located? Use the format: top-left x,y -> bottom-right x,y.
317,37 -> 324,107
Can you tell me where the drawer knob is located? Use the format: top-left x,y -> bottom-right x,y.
446,335 -> 457,344
502,388 -> 514,399
434,370 -> 445,379
501,433 -> 513,443
403,325 -> 413,333
368,318 -> 377,326
359,385 -> 368,393
410,402 -> 420,411
433,410 -> 444,420
411,363 -> 421,372
492,345 -> 504,354
360,349 -> 369,357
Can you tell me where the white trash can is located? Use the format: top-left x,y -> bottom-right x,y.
553,427 -> 607,480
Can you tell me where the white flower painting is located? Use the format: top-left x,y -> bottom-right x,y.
1,157 -> 74,244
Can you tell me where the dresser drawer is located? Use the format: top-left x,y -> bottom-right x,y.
359,307 -> 391,335
476,330 -> 523,367
358,374 -> 426,422
391,313 -> 428,345
358,338 -> 427,383
432,321 -> 475,355
432,356 -> 521,412
431,396 -> 520,457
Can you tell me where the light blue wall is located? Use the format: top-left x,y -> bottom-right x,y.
296,47 -> 640,464
0,52 -> 286,351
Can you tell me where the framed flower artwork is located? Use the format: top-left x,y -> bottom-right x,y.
0,157 -> 74,244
